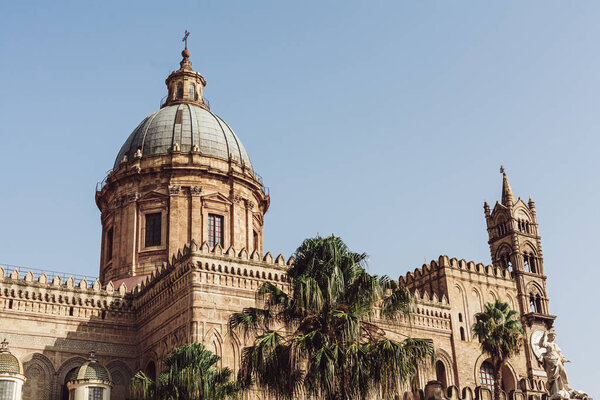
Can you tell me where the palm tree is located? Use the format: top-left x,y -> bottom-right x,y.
129,343 -> 240,400
229,235 -> 434,400
472,300 -> 524,400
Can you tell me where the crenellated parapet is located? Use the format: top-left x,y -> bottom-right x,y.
0,266 -> 134,322
132,240 -> 294,318
399,255 -> 513,303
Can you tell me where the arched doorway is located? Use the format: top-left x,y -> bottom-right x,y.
435,360 -> 448,390
61,368 -> 79,400
145,361 -> 156,381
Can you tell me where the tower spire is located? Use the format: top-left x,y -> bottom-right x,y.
500,167 -> 515,207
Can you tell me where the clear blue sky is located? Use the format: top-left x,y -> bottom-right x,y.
1,0 -> 598,394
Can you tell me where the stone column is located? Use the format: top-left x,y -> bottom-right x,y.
168,185 -> 181,255
190,186 -> 202,244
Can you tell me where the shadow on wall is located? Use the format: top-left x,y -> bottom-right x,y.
13,309 -> 137,400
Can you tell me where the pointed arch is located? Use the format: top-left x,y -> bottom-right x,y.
205,327 -> 224,364
223,330 -> 241,373
454,282 -> 470,340
471,287 -> 483,315
22,353 -> 55,400
107,360 -> 134,400
55,356 -> 86,400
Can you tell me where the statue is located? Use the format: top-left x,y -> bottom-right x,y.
535,329 -> 588,400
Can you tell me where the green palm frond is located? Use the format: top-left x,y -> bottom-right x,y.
130,343 -> 241,400
381,286 -> 414,320
228,307 -> 272,339
472,300 -> 524,400
233,235 -> 433,400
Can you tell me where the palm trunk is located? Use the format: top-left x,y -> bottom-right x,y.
493,360 -> 503,400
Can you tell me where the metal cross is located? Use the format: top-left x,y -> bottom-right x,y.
182,30 -> 190,50
499,165 -> 505,174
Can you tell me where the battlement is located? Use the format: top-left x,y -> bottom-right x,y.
0,266 -> 133,322
400,255 -> 513,288
133,239 -> 293,294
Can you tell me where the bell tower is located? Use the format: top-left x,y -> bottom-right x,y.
484,170 -> 555,376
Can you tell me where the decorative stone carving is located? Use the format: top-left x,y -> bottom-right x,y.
169,185 -> 181,196
190,186 -> 202,196
233,195 -> 244,204
127,192 -> 140,202
245,200 -> 255,210
534,329 -> 588,399
112,196 -> 124,208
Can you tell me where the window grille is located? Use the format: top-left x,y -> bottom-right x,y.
208,214 -> 224,247
188,84 -> 195,99
0,381 -> 15,400
88,387 -> 104,400
145,213 -> 162,247
479,362 -> 495,393
176,83 -> 183,99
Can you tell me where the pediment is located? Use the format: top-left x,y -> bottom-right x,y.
201,192 -> 232,205
139,190 -> 169,202
490,201 -> 508,217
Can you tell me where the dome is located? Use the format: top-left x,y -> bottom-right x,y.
67,352 -> 111,383
0,340 -> 22,375
114,103 -> 252,170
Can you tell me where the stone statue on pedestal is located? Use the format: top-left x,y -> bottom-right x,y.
535,329 -> 588,400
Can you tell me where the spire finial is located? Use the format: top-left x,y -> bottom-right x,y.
181,30 -> 191,59
89,350 -> 97,361
501,168 -> 515,206
0,338 -> 8,352
182,30 -> 190,50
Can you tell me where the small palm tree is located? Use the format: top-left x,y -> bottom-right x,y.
229,235 -> 434,400
129,343 -> 240,400
472,300 -> 524,400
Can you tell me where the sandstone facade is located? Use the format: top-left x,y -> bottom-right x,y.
0,48 -> 562,400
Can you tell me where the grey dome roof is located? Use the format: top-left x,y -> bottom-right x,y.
114,104 -> 252,170
67,360 -> 111,383
0,340 -> 22,375
0,352 -> 21,375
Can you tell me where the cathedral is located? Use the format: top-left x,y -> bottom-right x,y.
0,46 -> 576,400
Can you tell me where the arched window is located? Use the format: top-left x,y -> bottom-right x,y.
524,254 -> 530,272
458,313 -> 463,322
479,361 -> 495,393
435,360 -> 448,390
460,327 -> 466,341
529,294 -> 536,313
535,294 -> 543,314
529,255 -> 537,274
188,84 -> 195,99
176,83 -> 183,99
